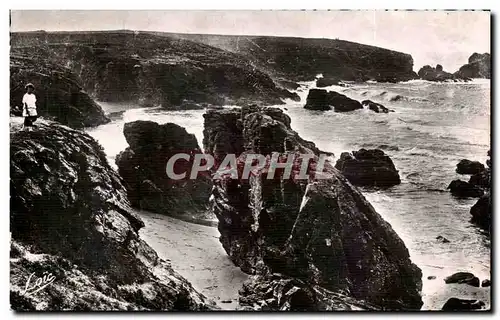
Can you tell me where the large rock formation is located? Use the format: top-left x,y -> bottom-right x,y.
10,31 -> 297,109
447,180 -> 484,198
304,89 -> 363,112
417,64 -> 458,82
455,53 -> 491,79
335,149 -> 401,187
10,54 -> 109,128
444,272 -> 480,287
174,33 -> 418,82
203,106 -> 423,310
456,159 -> 485,175
116,121 -> 212,222
10,121 -> 215,311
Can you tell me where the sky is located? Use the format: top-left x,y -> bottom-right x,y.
10,10 -> 491,72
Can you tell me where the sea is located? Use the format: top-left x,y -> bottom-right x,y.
86,76 -> 491,309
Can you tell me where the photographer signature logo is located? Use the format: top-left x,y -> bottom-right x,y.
22,272 -> 56,296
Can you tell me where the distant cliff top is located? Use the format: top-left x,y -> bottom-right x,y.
11,30 -> 417,83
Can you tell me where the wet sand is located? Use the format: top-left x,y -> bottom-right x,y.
138,211 -> 248,310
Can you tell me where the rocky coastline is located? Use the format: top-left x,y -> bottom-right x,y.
10,120 -> 216,311
9,30 -> 490,312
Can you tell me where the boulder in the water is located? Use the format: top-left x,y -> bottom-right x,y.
481,279 -> 491,287
316,77 -> 341,88
456,159 -> 485,175
362,100 -> 391,113
441,298 -> 485,311
444,272 -> 479,287
447,180 -> 484,198
436,236 -> 450,243
304,89 -> 362,112
335,148 -> 401,187
304,89 -> 333,111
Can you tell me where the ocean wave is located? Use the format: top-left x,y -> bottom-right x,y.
404,185 -> 448,193
404,147 -> 438,157
358,143 -> 400,151
399,146 -> 464,162
399,78 -> 490,85
346,88 -> 429,103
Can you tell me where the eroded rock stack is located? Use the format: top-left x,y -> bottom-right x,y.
10,122 -> 215,310
418,64 -> 457,82
116,121 -> 212,221
455,53 -> 491,79
203,106 -> 423,310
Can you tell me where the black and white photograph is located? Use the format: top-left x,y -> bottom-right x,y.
8,9 -> 491,312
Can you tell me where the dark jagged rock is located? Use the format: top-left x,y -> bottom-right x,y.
238,274 -> 379,311
116,121 -> 212,221
316,77 -> 341,88
455,53 -> 491,79
418,65 -> 457,82
304,89 -> 363,112
362,100 -> 392,113
447,180 -> 484,198
10,55 -> 109,128
470,194 -> 491,231
456,159 -> 485,175
203,106 -> 423,310
441,298 -> 485,311
304,89 -> 333,111
10,121 -> 215,311
481,279 -> 491,287
174,33 -> 418,82
334,149 -> 401,187
436,236 -> 450,243
11,31 -> 297,109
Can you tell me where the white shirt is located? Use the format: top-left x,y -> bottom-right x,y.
22,93 -> 37,116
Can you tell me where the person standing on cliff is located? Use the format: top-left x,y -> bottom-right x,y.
22,83 -> 38,131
